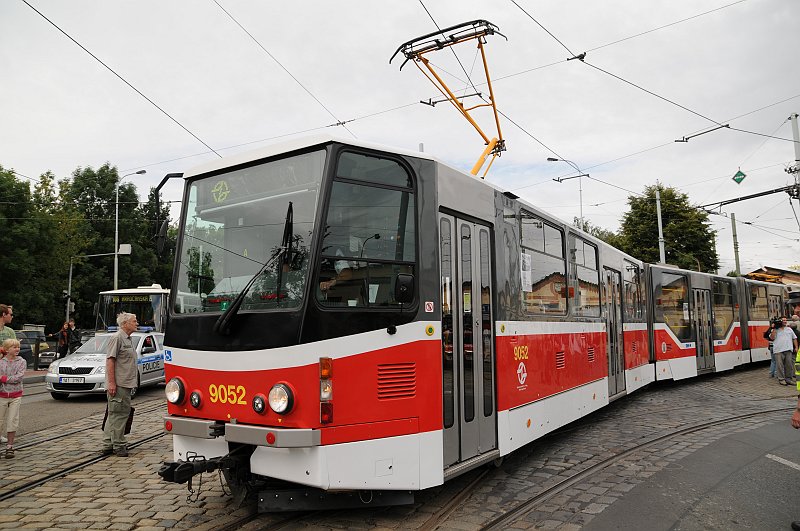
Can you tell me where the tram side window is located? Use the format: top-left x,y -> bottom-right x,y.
520,211 -> 566,315
316,152 -> 416,308
749,286 -> 769,320
712,279 -> 735,339
623,261 -> 643,321
656,272 -> 691,342
568,236 -> 600,317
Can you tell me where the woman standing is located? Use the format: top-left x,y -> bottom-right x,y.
48,322 -> 69,359
0,338 -> 25,458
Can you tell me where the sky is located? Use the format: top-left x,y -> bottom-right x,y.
2,0 -> 799,274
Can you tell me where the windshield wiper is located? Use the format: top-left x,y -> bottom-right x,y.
213,202 -> 293,336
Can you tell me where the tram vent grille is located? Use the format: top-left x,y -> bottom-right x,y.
632,341 -> 637,353
556,351 -> 566,369
587,347 -> 595,362
377,363 -> 416,399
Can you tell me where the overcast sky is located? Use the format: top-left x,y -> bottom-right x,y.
2,0 -> 799,274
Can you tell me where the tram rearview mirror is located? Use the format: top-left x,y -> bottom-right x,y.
394,274 -> 414,304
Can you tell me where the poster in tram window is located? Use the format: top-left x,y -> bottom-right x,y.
520,253 -> 532,291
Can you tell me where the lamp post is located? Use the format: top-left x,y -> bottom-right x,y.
548,158 -> 588,227
115,170 -> 146,289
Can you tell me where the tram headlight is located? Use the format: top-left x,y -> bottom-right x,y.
268,383 -> 294,414
252,393 -> 267,414
165,378 -> 186,404
189,391 -> 202,409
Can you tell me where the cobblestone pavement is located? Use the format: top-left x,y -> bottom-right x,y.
1,364 -> 794,530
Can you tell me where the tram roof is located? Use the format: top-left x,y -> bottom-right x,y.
183,134 -> 445,179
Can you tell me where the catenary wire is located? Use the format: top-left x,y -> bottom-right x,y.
212,0 -> 356,139
20,0 -> 221,158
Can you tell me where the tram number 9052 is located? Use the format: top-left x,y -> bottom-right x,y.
513,345 -> 529,361
208,384 -> 247,405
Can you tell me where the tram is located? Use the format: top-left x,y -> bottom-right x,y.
95,284 -> 169,333
157,135 -> 786,511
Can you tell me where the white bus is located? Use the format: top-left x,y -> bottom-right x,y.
95,284 -> 169,333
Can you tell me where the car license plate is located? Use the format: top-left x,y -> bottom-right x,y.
59,377 -> 84,384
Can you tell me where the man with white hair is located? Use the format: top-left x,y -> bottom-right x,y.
101,312 -> 138,457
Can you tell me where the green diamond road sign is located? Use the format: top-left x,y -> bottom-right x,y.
732,170 -> 746,184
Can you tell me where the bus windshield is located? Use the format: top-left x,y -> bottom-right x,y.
174,150 -> 325,314
96,292 -> 167,332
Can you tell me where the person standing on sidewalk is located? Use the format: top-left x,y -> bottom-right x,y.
770,317 -> 797,385
101,312 -> 138,457
0,305 -> 15,343
0,307 -> 16,445
0,339 -> 25,459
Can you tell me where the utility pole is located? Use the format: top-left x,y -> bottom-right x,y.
731,212 -> 741,276
656,184 -> 666,264
789,114 -> 800,200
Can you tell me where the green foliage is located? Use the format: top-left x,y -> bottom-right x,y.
617,185 -> 719,272
0,163 -> 174,333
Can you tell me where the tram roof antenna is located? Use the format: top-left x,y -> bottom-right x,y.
391,19 -> 507,178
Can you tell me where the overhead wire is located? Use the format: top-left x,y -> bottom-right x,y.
212,0 -> 356,139
20,0 -> 221,158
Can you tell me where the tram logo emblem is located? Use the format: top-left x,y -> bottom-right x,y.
517,362 -> 527,385
211,180 -> 230,203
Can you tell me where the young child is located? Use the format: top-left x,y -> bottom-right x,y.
0,339 -> 25,458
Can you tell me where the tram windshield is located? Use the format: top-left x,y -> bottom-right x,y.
173,150 -> 325,314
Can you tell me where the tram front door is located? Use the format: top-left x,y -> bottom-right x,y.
603,268 -> 625,397
693,288 -> 714,371
439,214 -> 497,468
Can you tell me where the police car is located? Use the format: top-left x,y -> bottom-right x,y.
45,331 -> 165,400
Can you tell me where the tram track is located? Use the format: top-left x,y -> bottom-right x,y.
14,399 -> 166,451
0,431 -> 167,502
477,406 -> 793,530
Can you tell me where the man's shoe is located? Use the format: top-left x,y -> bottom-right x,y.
113,447 -> 129,457
780,380 -> 788,386
790,521 -> 800,531
0,436 -> 6,444
101,447 -> 114,456
5,447 -> 14,459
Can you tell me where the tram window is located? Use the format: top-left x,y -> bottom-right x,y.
712,279 -> 735,339
656,272 -> 692,342
317,152 -> 416,309
623,261 -> 643,321
520,211 -> 566,315
174,150 -> 325,314
569,236 -> 600,317
440,218 -> 455,430
749,286 -> 769,320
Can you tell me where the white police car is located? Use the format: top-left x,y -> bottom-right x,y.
45,331 -> 165,400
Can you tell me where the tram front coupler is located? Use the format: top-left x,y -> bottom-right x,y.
158,451 -> 244,485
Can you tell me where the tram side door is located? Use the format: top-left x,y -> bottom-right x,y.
603,268 -> 625,397
439,214 -> 497,468
693,289 -> 714,370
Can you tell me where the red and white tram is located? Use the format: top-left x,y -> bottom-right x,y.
158,135 -> 786,511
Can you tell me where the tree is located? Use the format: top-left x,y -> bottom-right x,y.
574,217 -> 623,248
617,184 -> 719,272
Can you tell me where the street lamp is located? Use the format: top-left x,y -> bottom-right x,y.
548,158 -> 588,227
115,169 -> 146,289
